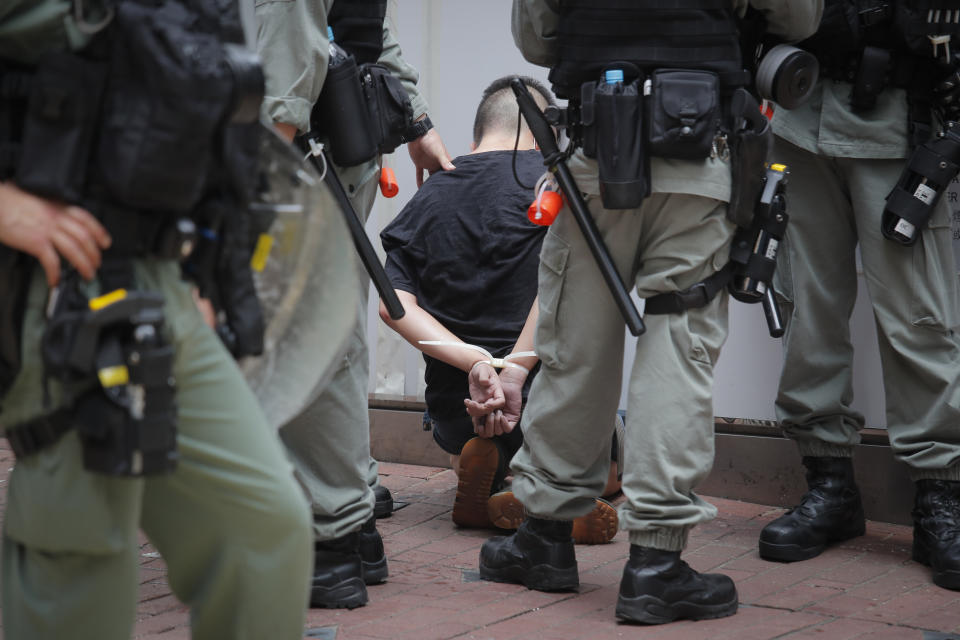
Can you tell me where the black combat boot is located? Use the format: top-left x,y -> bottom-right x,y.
374,484 -> 393,518
912,479 -> 960,590
311,532 -> 368,609
479,516 -> 579,591
759,456 -> 865,562
358,516 -> 389,585
615,545 -> 738,624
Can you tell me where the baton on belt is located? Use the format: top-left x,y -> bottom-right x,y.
511,77 -> 645,336
316,149 -> 405,320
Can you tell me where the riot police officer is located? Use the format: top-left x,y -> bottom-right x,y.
478,0 -> 823,625
0,0 -> 315,637
256,0 -> 454,609
759,0 -> 960,592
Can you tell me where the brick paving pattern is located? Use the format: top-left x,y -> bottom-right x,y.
1,444 -> 959,639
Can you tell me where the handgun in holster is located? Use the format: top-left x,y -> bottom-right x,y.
37,271 -> 178,476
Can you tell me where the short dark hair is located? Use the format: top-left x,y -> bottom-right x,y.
472,75 -> 555,145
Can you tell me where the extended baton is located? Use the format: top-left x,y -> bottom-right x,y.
316,149 -> 405,320
510,78 -> 645,336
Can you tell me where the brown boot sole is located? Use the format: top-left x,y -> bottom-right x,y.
452,438 -> 499,528
487,491 -> 619,544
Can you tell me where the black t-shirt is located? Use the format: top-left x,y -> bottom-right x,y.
381,150 -> 547,420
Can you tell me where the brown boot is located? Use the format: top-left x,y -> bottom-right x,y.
452,438 -> 506,528
488,490 -> 619,544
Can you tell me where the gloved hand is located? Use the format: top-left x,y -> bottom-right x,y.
934,54 -> 960,123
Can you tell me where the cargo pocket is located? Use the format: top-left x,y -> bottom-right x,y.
911,203 -> 960,332
5,431 -> 142,555
535,233 -> 571,369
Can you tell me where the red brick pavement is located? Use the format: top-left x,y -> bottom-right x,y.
1,447 -> 959,639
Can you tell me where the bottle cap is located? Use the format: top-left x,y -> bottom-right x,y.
604,69 -> 624,84
379,167 -> 399,198
527,191 -> 563,226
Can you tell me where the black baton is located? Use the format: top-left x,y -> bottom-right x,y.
510,78 -> 645,336
320,149 -> 405,320
762,287 -> 784,338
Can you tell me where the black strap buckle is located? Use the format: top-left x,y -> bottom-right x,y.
5,409 -> 73,459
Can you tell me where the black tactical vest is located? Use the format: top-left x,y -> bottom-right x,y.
329,0 -> 387,65
549,0 -> 744,100
802,1 -> 960,78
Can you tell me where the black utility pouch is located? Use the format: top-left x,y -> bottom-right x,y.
727,88 -> 773,227
313,53 -> 378,167
647,69 -> 720,160
581,72 -> 649,209
15,53 -> 107,203
360,63 -> 414,155
96,0 -> 237,214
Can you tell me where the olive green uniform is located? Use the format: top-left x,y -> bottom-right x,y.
0,3 -> 320,638
509,0 -> 823,551
772,78 -> 960,481
257,0 -> 430,539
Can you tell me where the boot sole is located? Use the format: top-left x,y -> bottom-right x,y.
479,560 -> 579,592
362,556 -> 389,585
310,576 -> 368,609
615,592 -> 738,625
488,492 -> 619,544
913,538 -> 960,590
759,522 -> 865,563
453,439 -> 499,528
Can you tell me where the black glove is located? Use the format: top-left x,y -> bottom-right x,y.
934,54 -> 960,123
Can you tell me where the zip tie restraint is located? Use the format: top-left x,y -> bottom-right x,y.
303,138 -> 328,180
418,341 -> 536,374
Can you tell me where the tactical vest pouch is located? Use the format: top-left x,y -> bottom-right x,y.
581,75 -> 649,209
15,53 -> 106,204
314,52 -> 378,167
646,69 -> 720,160
727,89 -> 773,227
97,0 -> 237,214
360,63 -> 414,156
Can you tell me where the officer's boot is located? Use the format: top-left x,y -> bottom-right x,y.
373,484 -> 394,518
615,545 -> 738,624
912,479 -> 960,590
358,516 -> 389,585
759,456 -> 865,562
478,516 -> 579,591
311,532 -> 368,609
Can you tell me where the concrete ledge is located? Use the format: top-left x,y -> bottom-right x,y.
368,402 -> 915,525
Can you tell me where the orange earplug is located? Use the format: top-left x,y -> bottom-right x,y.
527,190 -> 563,225
379,166 -> 399,197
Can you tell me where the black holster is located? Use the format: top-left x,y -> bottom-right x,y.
727,88 -> 773,228
0,247 -> 31,404
37,272 -> 178,476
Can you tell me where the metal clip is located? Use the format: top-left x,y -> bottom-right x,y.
712,133 -> 730,162
931,34 -> 952,63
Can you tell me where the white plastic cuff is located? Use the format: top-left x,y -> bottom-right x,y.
419,340 -> 536,374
